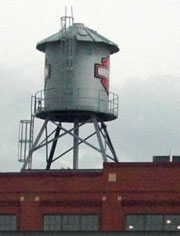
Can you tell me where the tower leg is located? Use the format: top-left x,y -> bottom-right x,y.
101,122 -> 119,162
73,119 -> 79,169
93,116 -> 107,163
46,124 -> 61,170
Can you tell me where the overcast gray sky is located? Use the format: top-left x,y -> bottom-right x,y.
0,0 -> 180,171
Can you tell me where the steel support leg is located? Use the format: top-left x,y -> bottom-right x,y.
73,120 -> 79,169
93,116 -> 107,162
101,122 -> 119,162
46,124 -> 61,170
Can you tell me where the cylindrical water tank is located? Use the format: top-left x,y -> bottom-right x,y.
36,22 -> 119,122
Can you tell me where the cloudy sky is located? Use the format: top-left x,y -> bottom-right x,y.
0,0 -> 180,171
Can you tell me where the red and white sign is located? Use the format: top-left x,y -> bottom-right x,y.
95,57 -> 110,94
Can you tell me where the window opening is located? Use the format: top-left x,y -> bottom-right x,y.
0,215 -> 17,231
44,214 -> 99,231
126,214 -> 180,231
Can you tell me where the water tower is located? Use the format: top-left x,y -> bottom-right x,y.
18,13 -> 119,170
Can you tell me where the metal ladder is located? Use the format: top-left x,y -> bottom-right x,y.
60,7 -> 75,71
18,96 -> 35,165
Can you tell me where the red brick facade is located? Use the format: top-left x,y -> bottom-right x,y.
1,162 -> 180,231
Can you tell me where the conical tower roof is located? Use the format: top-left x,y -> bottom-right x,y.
36,23 -> 119,54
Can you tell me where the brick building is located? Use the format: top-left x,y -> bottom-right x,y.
1,162 -> 180,235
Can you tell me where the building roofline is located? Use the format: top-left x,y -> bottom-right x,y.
104,162 -> 180,168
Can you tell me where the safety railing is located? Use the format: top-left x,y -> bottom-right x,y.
33,88 -> 119,118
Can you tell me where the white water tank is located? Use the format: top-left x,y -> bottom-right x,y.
35,21 -> 119,122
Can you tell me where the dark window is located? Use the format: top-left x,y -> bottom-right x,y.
44,214 -> 99,231
126,214 -> 180,231
0,215 -> 17,231
44,58 -> 51,80
126,215 -> 144,231
45,64 -> 51,80
145,215 -> 163,231
81,214 -> 99,231
164,215 -> 180,231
